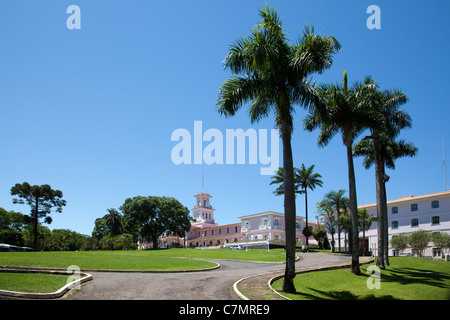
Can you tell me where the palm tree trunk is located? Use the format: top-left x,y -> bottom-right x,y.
336,207 -> 341,253
373,134 -> 386,269
346,143 -> 360,275
280,117 -> 297,294
382,166 -> 390,266
304,187 -> 308,247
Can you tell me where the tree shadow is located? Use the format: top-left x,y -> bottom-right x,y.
288,287 -> 396,300
381,267 -> 450,290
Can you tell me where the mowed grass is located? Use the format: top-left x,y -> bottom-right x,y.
0,248 -> 285,272
0,272 -> 73,293
272,257 -> 450,300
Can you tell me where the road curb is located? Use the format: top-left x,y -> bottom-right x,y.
0,268 -> 93,299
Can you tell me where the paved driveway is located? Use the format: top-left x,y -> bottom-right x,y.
65,253 -> 352,300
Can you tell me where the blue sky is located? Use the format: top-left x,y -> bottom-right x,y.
1,0 -> 449,235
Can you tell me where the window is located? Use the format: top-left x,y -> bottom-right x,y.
211,230 -> 214,236
431,200 -> 439,209
391,206 -> 398,214
410,203 -> 418,211
227,227 -> 229,234
391,221 -> 398,229
432,216 -> 440,225
219,228 -> 222,235
274,219 -> 279,226
411,218 -> 419,227
235,226 -> 238,233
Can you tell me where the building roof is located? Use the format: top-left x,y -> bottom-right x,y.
359,191 -> 450,209
238,210 -> 305,220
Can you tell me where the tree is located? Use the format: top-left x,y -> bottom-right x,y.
431,232 -> 450,257
120,196 -> 191,249
316,199 -> 336,252
312,225 -> 327,249
408,230 -> 430,257
337,209 -> 352,253
0,208 -> 29,246
305,72 -> 372,274
11,182 -> 66,251
358,208 -> 376,256
217,5 -> 340,292
324,190 -> 349,253
104,208 -> 123,237
390,234 -> 409,255
296,164 -> 323,247
354,78 -> 413,268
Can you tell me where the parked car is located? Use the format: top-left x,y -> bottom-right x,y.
229,245 -> 243,250
399,252 -> 412,257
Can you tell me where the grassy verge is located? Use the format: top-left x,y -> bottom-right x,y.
272,257 -> 450,300
0,272 -> 73,293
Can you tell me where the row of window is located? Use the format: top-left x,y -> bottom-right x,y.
198,226 -> 239,237
391,200 -> 440,214
391,216 -> 440,229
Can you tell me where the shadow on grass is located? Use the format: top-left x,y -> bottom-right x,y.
288,288 -> 396,300
285,264 -> 450,300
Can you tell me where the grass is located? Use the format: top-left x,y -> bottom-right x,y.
0,248 -> 285,272
0,272 -> 73,293
0,248 -> 285,294
272,257 -> 450,300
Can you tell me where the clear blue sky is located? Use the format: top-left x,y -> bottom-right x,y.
1,1 -> 449,236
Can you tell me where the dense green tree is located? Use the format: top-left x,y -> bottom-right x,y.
390,234 -> 409,255
11,182 -> 66,251
358,208 -> 376,256
316,199 -> 336,252
120,196 -> 191,249
408,230 -> 430,257
217,5 -> 340,292
104,208 -> 123,237
0,208 -> 29,246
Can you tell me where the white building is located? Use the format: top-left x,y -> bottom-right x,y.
323,191 -> 450,257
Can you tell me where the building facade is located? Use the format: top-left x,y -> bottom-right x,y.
323,191 -> 450,257
184,192 -> 314,248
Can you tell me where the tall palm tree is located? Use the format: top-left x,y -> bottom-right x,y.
296,164 -> 323,247
324,189 -> 349,253
354,135 -> 417,266
216,5 -> 340,292
304,71 -> 372,274
104,208 -> 123,237
355,80 -> 413,268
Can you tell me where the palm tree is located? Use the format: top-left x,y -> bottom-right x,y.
355,79 -> 413,268
358,208 -> 377,256
324,189 -> 349,253
296,164 -> 323,247
216,5 -> 340,292
304,71 -> 372,274
270,167 -> 302,196
354,136 -> 417,266
104,208 -> 123,237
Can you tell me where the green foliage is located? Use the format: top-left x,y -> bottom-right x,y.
10,182 -> 66,250
390,234 -> 409,253
408,230 -> 430,257
302,226 -> 313,238
120,196 -> 191,249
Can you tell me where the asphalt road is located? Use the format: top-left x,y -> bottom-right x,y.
65,253 -> 352,300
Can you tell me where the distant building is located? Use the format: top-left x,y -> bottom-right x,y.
141,192 -> 317,249
322,191 -> 450,258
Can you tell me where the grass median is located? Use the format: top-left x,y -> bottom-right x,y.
272,257 -> 450,300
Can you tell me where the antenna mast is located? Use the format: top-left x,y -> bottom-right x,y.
444,136 -> 447,191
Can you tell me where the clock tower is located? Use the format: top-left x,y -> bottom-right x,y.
191,193 -> 216,226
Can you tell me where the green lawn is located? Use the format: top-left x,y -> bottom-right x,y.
0,248 -> 285,272
272,257 -> 450,300
0,272 -> 73,293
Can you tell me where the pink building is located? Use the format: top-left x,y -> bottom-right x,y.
185,192 -> 315,248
